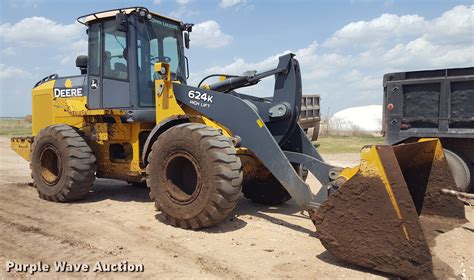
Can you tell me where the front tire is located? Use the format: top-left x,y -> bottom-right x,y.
31,125 -> 96,202
146,123 -> 242,229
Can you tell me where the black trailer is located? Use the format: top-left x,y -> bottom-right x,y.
383,66 -> 474,192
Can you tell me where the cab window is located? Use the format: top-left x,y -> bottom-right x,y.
88,23 -> 101,76
103,21 -> 128,80
163,37 -> 179,74
136,16 -> 183,107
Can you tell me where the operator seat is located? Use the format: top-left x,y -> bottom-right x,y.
104,51 -> 113,77
114,63 -> 128,79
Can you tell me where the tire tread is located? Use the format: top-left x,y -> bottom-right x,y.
147,123 -> 242,229
31,124 -> 96,202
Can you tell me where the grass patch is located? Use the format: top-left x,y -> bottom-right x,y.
315,135 -> 385,154
0,118 -> 31,136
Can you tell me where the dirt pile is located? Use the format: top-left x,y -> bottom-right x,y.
311,174 -> 434,279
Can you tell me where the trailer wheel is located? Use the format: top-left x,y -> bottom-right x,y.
147,123 -> 242,229
444,149 -> 471,192
31,125 -> 96,202
242,164 -> 308,206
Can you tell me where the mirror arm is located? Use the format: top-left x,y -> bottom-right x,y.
185,56 -> 190,79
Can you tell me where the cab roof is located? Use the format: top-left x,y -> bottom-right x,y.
77,6 -> 181,26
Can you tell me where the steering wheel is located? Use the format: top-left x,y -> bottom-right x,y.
150,56 -> 171,64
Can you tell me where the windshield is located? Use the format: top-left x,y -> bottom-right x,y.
136,16 -> 184,106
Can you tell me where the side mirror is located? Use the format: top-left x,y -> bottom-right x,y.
76,55 -> 88,75
184,32 -> 190,49
116,13 -> 128,32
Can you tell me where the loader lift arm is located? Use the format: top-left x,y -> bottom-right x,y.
172,54 -> 338,210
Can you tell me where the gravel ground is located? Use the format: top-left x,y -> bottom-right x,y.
0,136 -> 472,279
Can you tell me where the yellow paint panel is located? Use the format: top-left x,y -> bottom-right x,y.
94,123 -> 109,141
155,78 -> 186,124
32,80 -> 55,135
256,119 -> 264,128
52,97 -> 87,130
108,123 -> 131,140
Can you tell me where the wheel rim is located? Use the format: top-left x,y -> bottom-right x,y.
39,144 -> 62,186
164,152 -> 201,205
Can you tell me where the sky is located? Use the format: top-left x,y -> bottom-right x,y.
0,0 -> 473,117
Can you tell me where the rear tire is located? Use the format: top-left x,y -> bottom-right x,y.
444,149 -> 471,192
146,123 -> 242,229
242,164 -> 308,206
31,125 -> 96,202
128,181 -> 148,188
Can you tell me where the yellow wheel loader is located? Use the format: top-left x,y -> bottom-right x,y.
10,7 -> 466,278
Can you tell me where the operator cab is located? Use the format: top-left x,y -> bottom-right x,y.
77,7 -> 193,116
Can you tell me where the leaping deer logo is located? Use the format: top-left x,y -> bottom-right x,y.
90,79 -> 99,90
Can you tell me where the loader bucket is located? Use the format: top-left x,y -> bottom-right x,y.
310,140 -> 464,278
392,139 -> 465,219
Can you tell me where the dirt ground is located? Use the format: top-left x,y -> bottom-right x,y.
0,136 -> 473,279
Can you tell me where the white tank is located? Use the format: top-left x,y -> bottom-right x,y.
329,105 -> 382,133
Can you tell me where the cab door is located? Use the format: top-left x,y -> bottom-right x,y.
87,20 -> 131,109
87,22 -> 101,109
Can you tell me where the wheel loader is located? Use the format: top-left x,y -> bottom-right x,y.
10,7 -> 467,278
